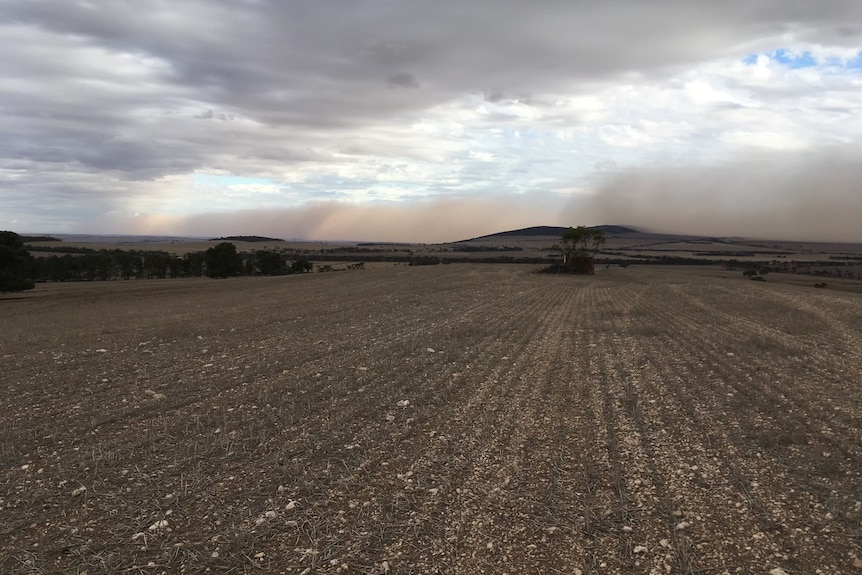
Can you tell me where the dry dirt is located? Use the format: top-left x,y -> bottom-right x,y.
2,265 -> 861,574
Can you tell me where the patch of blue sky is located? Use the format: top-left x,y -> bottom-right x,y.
835,51 -> 862,69
771,49 -> 817,69
743,49 -> 862,71
743,49 -> 816,68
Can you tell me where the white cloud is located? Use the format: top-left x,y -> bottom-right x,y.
1,0 -> 861,240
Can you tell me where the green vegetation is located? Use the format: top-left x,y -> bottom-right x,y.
0,231 -> 36,291
409,255 -> 443,266
255,250 -> 286,276
20,243 -> 315,283
20,234 -> 62,242
543,226 -> 607,274
204,242 -> 244,278
558,226 -> 606,260
290,258 -> 313,274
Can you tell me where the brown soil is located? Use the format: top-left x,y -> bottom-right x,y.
2,265 -> 861,574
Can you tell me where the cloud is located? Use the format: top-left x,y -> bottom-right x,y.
387,72 -> 420,89
1,1 -> 861,240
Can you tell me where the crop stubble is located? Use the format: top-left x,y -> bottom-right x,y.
1,265 -> 860,574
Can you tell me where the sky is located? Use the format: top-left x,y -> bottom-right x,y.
1,1 -> 861,243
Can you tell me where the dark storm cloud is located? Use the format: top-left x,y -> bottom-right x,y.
7,0 -> 860,129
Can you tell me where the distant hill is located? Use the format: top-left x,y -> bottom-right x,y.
461,225 -> 640,242
209,235 -> 285,243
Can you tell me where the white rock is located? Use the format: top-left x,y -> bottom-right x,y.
634,545 -> 647,554
426,348 -> 435,353
769,569 -> 789,575
148,519 -> 169,531
397,399 -> 410,407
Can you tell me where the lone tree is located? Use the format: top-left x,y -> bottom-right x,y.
553,226 -> 606,274
290,258 -> 313,274
0,231 -> 36,291
205,242 -> 243,278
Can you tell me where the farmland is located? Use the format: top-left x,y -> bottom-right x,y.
2,264 -> 861,574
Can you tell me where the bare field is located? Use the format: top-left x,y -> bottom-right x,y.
2,265 -> 861,574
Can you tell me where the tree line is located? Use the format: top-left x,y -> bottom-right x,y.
1,233 -> 313,291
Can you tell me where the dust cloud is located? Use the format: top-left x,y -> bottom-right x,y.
105,147 -> 862,243
111,194 -> 559,243
572,146 -> 862,242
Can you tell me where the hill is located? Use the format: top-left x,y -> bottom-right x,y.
208,235 -> 285,243
461,224 -> 640,241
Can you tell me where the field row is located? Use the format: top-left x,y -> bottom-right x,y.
2,265 -> 861,573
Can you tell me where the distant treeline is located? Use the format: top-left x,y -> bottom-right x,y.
319,246 -> 414,254
18,242 -> 862,284
26,244 -> 96,254
25,247 -> 313,282
449,245 -> 524,252
21,235 -> 62,242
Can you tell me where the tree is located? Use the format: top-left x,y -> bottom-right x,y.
552,226 -> 606,274
0,231 -> 36,291
205,242 -> 243,278
558,226 -> 605,259
290,258 -> 313,274
256,250 -> 286,275
143,251 -> 171,279
184,251 -> 205,277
